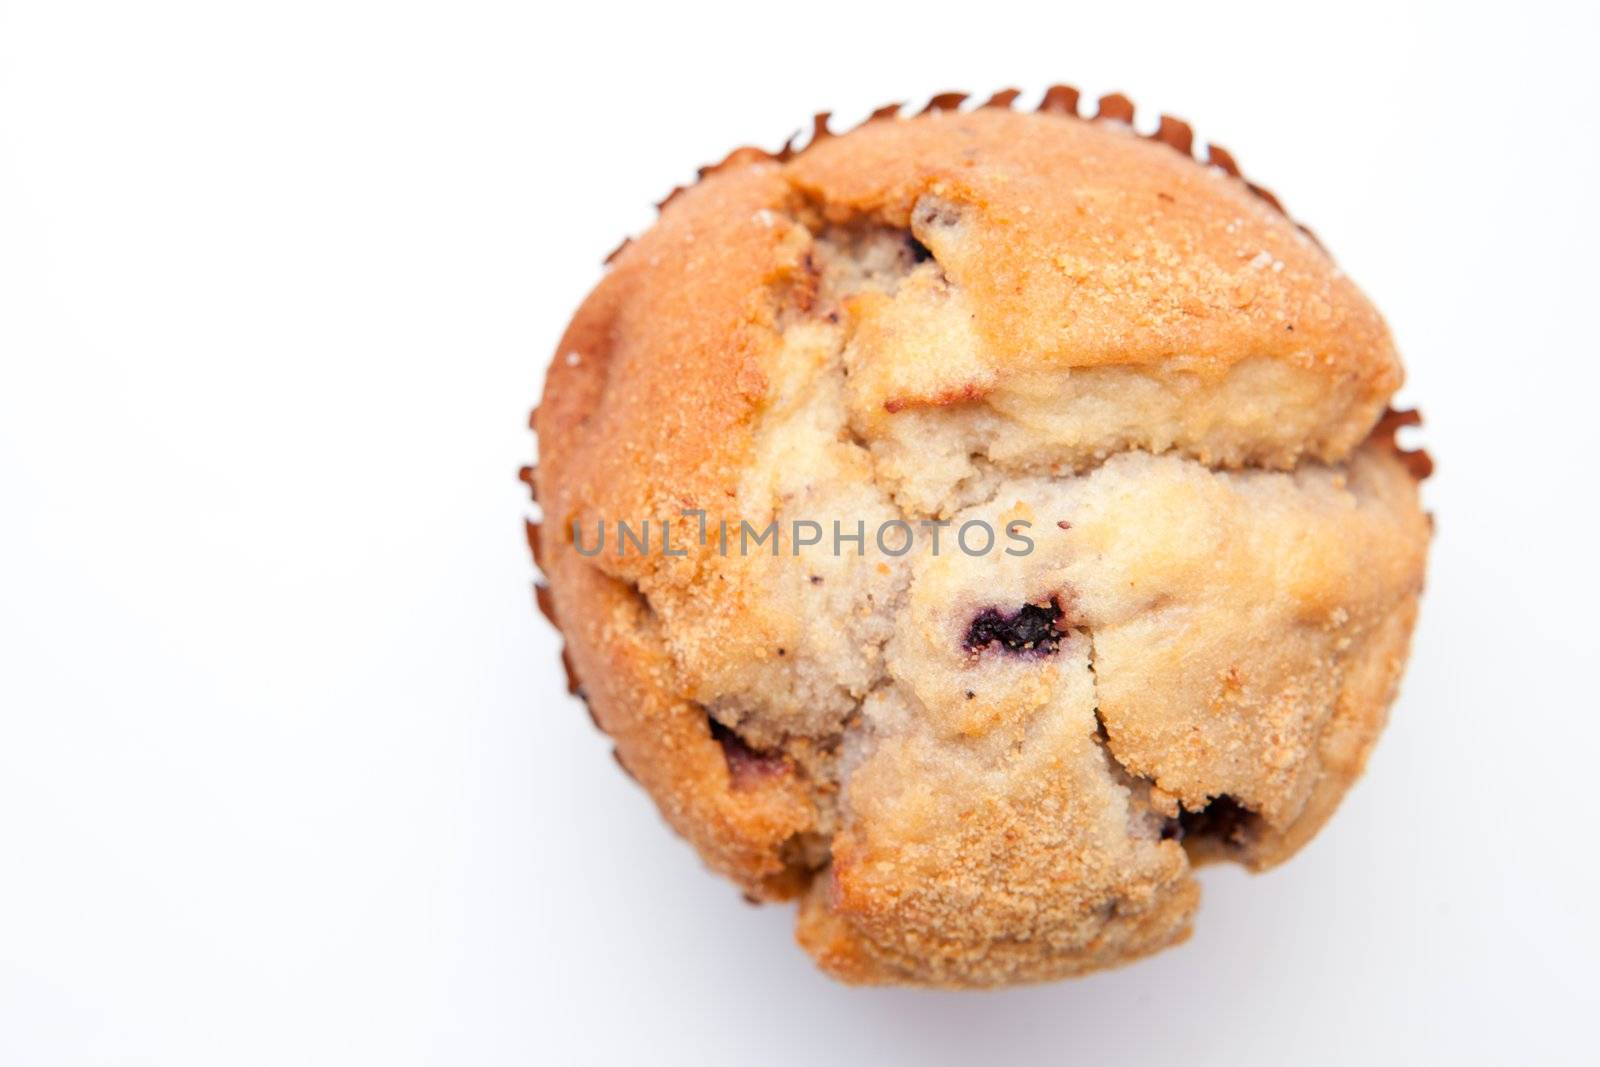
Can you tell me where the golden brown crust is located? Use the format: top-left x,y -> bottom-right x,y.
535,161 -> 796,582
796,866 -> 1204,988
535,162 -> 829,898
788,109 -> 1385,386
541,548 -> 818,897
530,92 -> 1430,984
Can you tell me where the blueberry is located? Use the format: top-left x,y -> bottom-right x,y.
963,599 -> 1065,655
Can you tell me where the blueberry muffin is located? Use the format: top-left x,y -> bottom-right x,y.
525,88 -> 1431,987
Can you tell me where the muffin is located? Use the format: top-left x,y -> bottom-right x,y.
525,88 -> 1432,988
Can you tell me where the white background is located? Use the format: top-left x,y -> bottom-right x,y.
2,1 -> 1597,1064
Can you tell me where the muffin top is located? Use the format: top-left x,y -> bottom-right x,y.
538,99 -> 1401,556
531,94 -> 1428,986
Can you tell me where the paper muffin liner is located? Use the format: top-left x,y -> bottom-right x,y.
613,84 -> 1313,264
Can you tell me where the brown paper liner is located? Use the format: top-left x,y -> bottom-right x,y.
1373,407 -> 1436,482
617,84 -> 1319,266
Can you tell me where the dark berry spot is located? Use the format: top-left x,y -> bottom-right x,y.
809,575 -> 823,584
776,648 -> 786,657
708,716 -> 787,790
963,598 -> 1066,656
